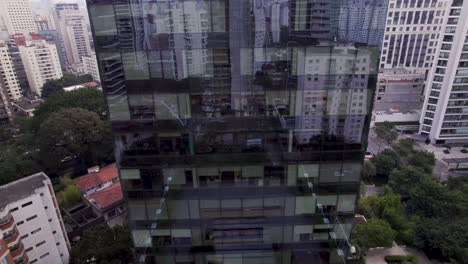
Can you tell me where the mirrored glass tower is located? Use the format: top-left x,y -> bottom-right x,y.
86,0 -> 382,263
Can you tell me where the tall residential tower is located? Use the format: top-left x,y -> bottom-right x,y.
420,0 -> 468,143
87,0 -> 380,263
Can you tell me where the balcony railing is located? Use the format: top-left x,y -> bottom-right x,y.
0,213 -> 14,230
4,227 -> 19,243
9,242 -> 24,258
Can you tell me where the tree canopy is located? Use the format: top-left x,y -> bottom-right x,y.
374,121 -> 398,144
352,219 -> 396,249
41,73 -> 94,98
70,224 -> 133,264
31,87 -> 107,132
37,108 -> 113,173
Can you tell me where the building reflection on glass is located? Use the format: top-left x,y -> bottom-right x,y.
86,0 -> 383,263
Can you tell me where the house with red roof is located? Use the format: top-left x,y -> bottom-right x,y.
72,163 -> 126,224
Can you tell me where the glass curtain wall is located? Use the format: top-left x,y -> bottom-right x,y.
86,0 -> 382,263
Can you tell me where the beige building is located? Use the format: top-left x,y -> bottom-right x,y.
18,39 -> 62,96
82,52 -> 101,82
56,8 -> 91,66
0,41 -> 22,101
0,0 -> 37,35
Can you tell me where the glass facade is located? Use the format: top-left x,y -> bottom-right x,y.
86,0 -> 380,263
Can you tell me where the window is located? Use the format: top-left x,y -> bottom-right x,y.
21,201 -> 32,208
40,253 -> 50,259
52,230 -> 57,234
25,247 -> 33,252
16,221 -> 24,226
10,207 -> 18,212
36,240 -> 46,247
20,234 -> 28,239
26,215 -> 37,221
31,228 -> 41,234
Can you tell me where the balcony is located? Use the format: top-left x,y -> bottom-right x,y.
9,242 -> 24,259
4,227 -> 19,244
14,253 -> 28,264
0,213 -> 14,230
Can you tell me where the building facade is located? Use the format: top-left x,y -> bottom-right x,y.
0,82 -> 12,126
0,0 -> 37,35
82,52 -> 101,82
420,0 -> 468,143
54,3 -> 92,67
0,173 -> 70,264
18,37 -> 63,96
0,41 -> 22,101
374,0 -> 451,122
87,0 -> 379,263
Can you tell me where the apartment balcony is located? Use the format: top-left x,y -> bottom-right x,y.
4,227 -> 19,244
0,213 -> 14,230
14,253 -> 28,264
9,242 -> 24,259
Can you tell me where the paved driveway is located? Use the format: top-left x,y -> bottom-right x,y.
365,245 -> 431,264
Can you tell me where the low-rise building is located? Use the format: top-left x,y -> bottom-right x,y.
62,81 -> 99,92
11,97 -> 43,117
0,172 -> 70,264
72,163 -> 126,225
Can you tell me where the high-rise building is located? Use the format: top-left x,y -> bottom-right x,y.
0,173 -> 70,264
338,0 -> 389,46
374,0 -> 450,123
55,3 -> 92,66
87,0 -> 379,263
0,0 -> 37,35
82,52 -> 101,82
0,41 -> 23,101
420,0 -> 468,143
0,81 -> 12,126
18,35 -> 63,96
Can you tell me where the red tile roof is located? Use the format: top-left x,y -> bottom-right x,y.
86,182 -> 123,209
73,163 -> 118,192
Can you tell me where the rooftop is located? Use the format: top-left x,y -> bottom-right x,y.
0,172 -> 49,210
73,163 -> 118,192
85,182 -> 123,209
12,97 -> 43,112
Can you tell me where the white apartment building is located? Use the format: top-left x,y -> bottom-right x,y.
0,173 -> 70,264
420,0 -> 468,143
0,0 -> 37,35
0,82 -> 12,125
82,52 -> 101,82
56,8 -> 92,66
0,41 -> 22,101
374,0 -> 451,123
18,39 -> 63,96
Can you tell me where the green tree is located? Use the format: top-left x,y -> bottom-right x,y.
41,80 -> 65,98
31,87 -> 107,132
357,194 -> 415,244
415,217 -> 468,263
37,108 -> 113,172
57,183 -> 81,208
375,121 -> 398,144
408,150 -> 435,173
406,177 -> 462,218
71,224 -> 133,264
371,149 -> 401,178
362,161 -> 377,183
40,73 -> 95,98
392,138 -> 415,157
388,166 -> 428,199
352,219 -> 396,249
